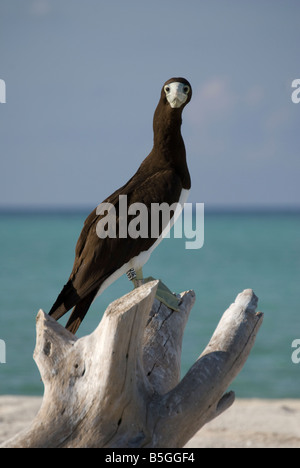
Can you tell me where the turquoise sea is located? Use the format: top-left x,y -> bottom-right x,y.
0,209 -> 299,398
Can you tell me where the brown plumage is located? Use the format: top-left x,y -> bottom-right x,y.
49,77 -> 192,334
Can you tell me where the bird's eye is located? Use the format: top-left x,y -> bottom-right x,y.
164,85 -> 171,94
183,85 -> 190,94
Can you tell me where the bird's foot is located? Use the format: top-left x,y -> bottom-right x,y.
126,268 -> 179,312
149,277 -> 180,312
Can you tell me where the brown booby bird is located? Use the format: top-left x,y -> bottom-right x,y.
49,77 -> 192,334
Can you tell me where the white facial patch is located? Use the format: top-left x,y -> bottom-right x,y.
164,82 -> 190,108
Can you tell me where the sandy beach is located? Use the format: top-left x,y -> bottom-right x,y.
0,396 -> 299,448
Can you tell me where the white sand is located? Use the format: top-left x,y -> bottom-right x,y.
185,398 -> 300,448
0,396 -> 300,448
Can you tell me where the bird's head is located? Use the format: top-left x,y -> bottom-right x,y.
162,77 -> 192,110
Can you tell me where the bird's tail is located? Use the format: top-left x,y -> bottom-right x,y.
65,289 -> 97,335
49,280 -> 80,321
49,280 -> 97,334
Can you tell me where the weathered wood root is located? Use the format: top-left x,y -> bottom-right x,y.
1,281 -> 263,448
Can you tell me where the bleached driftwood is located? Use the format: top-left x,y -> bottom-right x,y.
1,280 -> 263,448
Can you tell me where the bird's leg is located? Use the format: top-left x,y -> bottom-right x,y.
133,268 -> 144,288
126,268 -> 144,289
126,268 -> 179,312
126,268 -> 137,282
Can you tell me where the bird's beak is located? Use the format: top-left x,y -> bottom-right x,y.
165,82 -> 188,109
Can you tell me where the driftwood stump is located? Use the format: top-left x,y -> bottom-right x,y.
1,280 -> 263,448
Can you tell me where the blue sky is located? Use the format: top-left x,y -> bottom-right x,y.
0,0 -> 299,209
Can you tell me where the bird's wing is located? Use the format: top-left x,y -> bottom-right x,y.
69,168 -> 183,299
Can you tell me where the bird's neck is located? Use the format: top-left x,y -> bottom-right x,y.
153,105 -> 185,156
153,105 -> 184,145
151,104 -> 191,188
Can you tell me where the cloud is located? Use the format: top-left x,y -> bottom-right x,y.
186,79 -> 266,128
186,77 -> 237,127
184,76 -> 296,169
